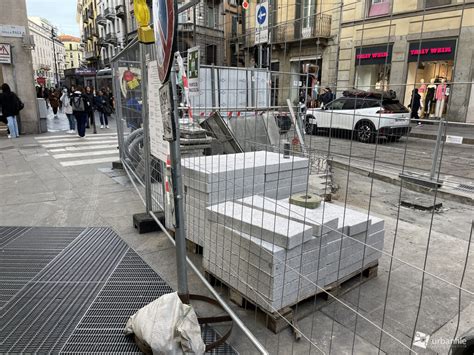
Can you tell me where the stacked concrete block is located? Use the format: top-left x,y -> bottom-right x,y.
181,152 -> 310,247
202,195 -> 385,313
203,221 -> 327,313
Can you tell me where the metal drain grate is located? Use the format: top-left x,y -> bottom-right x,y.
1,227 -> 237,354
0,227 -> 128,353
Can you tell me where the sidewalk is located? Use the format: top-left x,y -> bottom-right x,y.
409,120 -> 474,145
0,126 -> 243,353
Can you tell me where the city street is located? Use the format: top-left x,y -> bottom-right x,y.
303,124 -> 474,194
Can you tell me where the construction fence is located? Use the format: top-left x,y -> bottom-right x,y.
111,1 -> 474,353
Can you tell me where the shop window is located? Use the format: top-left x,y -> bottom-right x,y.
368,0 -> 391,17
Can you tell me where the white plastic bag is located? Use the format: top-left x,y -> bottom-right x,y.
124,292 -> 205,354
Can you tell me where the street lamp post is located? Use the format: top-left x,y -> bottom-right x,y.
51,28 -> 59,87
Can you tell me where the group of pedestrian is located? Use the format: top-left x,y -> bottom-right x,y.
60,86 -> 113,137
34,84 -> 114,138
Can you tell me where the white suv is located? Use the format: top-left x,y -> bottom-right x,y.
305,96 -> 411,143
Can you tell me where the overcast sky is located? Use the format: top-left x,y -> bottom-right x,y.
26,0 -> 80,37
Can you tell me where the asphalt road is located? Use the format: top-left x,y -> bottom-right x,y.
302,130 -> 474,190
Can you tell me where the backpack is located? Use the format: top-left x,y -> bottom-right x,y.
72,95 -> 85,111
13,93 -> 24,112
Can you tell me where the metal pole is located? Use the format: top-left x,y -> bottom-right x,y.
51,28 -> 59,87
169,63 -> 189,303
430,119 -> 445,181
140,44 -> 153,213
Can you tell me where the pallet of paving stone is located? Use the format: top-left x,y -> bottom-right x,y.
204,260 -> 379,334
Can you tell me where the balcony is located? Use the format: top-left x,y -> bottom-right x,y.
115,4 -> 125,18
98,38 -> 107,47
85,51 -> 97,60
178,23 -> 224,39
104,7 -> 116,20
96,14 -> 107,26
272,13 -> 332,44
105,33 -> 118,45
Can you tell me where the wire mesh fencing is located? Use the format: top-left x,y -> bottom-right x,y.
112,0 -> 474,353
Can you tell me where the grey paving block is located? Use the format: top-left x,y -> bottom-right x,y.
207,201 -> 312,249
239,195 -> 339,238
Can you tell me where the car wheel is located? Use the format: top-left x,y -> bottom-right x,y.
305,116 -> 317,135
355,121 -> 376,143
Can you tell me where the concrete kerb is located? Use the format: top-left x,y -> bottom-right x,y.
329,160 -> 474,206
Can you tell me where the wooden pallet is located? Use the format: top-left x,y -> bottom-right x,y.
205,261 -> 378,334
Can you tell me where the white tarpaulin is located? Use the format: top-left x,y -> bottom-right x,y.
124,292 -> 205,354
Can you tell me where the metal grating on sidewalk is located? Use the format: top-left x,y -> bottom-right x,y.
0,227 -> 237,354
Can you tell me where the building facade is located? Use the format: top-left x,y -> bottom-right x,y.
59,35 -> 83,70
243,0 -> 336,106
0,0 -> 40,134
335,0 -> 474,123
29,17 -> 66,87
177,0 -> 225,66
77,0 -> 100,68
96,0 -> 128,68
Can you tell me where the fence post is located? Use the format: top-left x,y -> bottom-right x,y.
140,43 -> 153,213
429,119 -> 445,181
169,62 -> 189,303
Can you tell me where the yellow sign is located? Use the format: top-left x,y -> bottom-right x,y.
133,0 -> 155,44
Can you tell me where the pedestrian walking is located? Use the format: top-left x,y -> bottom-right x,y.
319,87 -> 334,106
71,86 -> 90,138
84,86 -> 95,129
408,88 -> 421,123
95,90 -> 112,129
43,87 -> 50,109
0,83 -> 23,139
60,88 -> 75,133
49,89 -> 60,118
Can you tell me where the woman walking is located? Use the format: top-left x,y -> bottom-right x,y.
95,90 -> 111,129
71,86 -> 90,138
0,83 -> 23,139
60,88 -> 75,133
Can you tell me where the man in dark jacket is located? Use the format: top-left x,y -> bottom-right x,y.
71,86 -> 90,138
408,88 -> 421,120
0,83 -> 21,138
84,86 -> 95,129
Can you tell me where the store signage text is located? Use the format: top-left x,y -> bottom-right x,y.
356,52 -> 389,60
410,47 -> 452,56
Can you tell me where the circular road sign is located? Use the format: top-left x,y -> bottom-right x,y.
153,0 -> 176,83
242,1 -> 249,10
257,5 -> 267,25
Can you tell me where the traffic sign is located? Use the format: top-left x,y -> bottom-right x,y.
242,0 -> 249,10
152,0 -> 177,83
0,43 -> 12,64
255,2 -> 269,44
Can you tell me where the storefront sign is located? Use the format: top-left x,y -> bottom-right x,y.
0,25 -> 26,38
355,44 -> 393,65
0,43 -> 11,64
408,39 -> 456,62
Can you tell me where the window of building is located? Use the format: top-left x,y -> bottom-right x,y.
425,0 -> 451,8
302,0 -> 316,30
367,0 -> 391,17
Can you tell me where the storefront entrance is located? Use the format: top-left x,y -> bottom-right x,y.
290,57 -> 321,106
404,39 -> 457,116
354,44 -> 393,92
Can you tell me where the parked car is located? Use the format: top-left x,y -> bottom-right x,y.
305,93 -> 411,143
